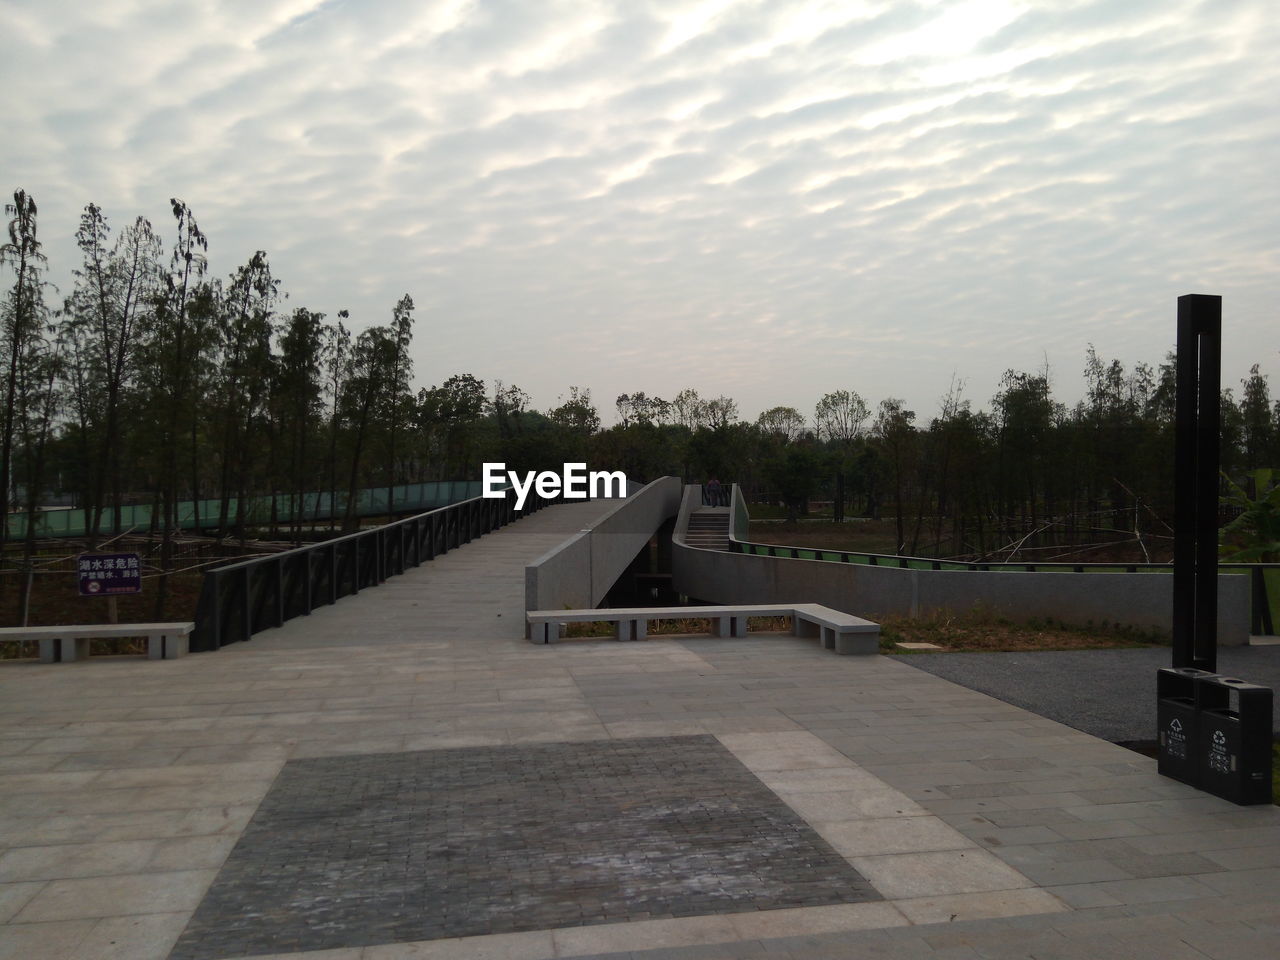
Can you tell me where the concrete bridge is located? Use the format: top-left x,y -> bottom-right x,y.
1,496 -> 1278,960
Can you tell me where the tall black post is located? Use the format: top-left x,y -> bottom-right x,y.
1172,294 -> 1220,671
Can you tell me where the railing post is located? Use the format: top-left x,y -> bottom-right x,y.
1253,566 -> 1274,635
209,572 -> 223,650
241,567 -> 252,642
274,558 -> 285,628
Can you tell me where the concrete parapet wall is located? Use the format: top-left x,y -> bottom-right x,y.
672,487 -> 1251,645
525,477 -> 683,620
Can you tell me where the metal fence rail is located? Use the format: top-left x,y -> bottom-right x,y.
727,486 -> 1278,635
191,489 -> 553,652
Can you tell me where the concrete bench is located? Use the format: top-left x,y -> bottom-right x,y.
0,622 -> 196,662
525,603 -> 879,655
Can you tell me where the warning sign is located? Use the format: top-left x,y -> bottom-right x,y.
77,553 -> 142,597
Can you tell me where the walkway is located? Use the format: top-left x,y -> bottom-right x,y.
898,645 -> 1280,742
0,501 -> 1277,960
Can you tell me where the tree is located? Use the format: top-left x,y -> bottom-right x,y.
142,198 -> 209,612
338,297 -> 414,531
63,211 -> 160,541
764,443 -> 822,523
324,313 -> 351,530
815,388 -> 871,521
756,406 -> 806,442
704,395 -> 738,430
274,307 -> 325,542
1240,365 -> 1273,470
672,388 -> 707,431
214,251 -> 278,543
490,380 -> 530,442
419,374 -> 487,478
873,398 -> 917,553
0,189 -> 48,566
992,369 -> 1055,547
14,325 -> 62,623
383,295 -> 414,517
1220,469 -> 1279,563
615,391 -> 670,428
814,389 -> 870,443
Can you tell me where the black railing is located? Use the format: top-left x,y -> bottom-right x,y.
190,489 -> 554,652
726,487 -> 1278,636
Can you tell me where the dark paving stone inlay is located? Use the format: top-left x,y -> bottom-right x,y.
170,735 -> 879,959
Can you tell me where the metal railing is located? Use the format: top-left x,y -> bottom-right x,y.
190,489 -> 555,652
727,486 -> 1278,635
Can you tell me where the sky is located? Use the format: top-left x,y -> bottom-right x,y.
3,0 -> 1277,426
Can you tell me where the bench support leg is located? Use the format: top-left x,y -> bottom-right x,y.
733,616 -> 748,638
150,635 -> 189,659
613,619 -> 647,641
39,639 -> 57,663
792,617 -> 820,639
59,637 -> 91,662
834,631 -> 880,655
821,626 -> 836,650
714,616 -> 732,638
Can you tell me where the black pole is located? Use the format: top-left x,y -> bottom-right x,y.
1172,294 -> 1220,672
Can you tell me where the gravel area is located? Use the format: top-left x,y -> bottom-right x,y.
894,644 -> 1280,743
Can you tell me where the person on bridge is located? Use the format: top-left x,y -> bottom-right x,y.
705,477 -> 722,507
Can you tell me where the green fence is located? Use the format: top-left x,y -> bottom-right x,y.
6,481 -> 488,540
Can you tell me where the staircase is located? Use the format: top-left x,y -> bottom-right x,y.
685,510 -> 730,551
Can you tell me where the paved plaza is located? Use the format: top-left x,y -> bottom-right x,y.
1,500 -> 1279,959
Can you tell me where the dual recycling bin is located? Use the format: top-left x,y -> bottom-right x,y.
1157,667 -> 1273,805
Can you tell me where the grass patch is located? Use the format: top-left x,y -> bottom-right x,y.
1273,742 -> 1280,805
880,607 -> 1168,653
561,614 -> 791,639
748,519 -> 902,556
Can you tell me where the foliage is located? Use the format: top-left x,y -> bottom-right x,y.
1220,469 -> 1280,562
3,184 -> 1280,602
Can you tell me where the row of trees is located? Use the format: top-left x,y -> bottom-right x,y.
4,190 -> 1279,617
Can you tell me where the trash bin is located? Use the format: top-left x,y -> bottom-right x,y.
1196,676 -> 1274,806
1157,667 -> 1217,786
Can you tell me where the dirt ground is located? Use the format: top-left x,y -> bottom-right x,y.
879,608 -> 1167,653
0,570 -> 205,657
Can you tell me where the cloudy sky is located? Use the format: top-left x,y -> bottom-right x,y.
4,0 -> 1277,424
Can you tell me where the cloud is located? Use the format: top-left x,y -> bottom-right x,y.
1,0 -> 1276,424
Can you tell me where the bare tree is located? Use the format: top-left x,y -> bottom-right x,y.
0,190 -> 48,569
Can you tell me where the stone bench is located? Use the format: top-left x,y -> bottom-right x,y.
0,622 -> 196,662
525,603 -> 879,655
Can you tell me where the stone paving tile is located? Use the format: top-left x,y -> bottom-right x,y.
66,912 -> 189,960
849,849 -> 1035,900
4,500 -> 1280,960
0,882 -> 44,924
169,736 -> 877,959
0,917 -> 97,960
13,869 -> 216,922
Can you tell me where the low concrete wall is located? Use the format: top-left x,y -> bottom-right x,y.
525,477 -> 683,619
672,486 -> 1251,644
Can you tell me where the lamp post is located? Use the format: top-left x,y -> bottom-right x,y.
1172,294 -> 1221,672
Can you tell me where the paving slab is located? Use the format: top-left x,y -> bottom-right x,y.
0,500 -> 1277,960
